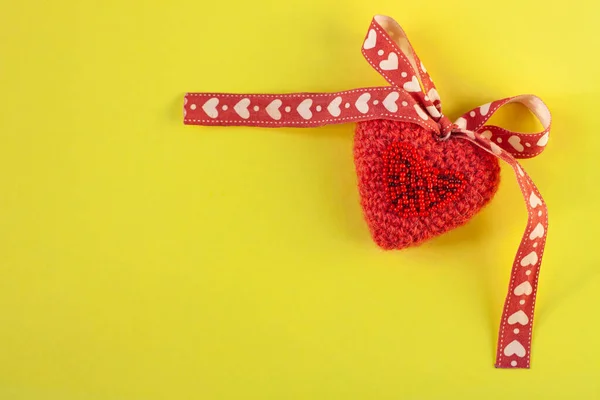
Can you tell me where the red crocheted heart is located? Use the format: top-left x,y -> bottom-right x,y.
354,120 -> 501,250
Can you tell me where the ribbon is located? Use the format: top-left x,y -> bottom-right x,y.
184,15 -> 551,369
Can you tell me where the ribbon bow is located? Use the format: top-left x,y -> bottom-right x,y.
184,15 -> 551,369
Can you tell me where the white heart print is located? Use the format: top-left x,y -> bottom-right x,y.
234,98 -> 251,119
327,96 -> 342,117
490,142 -> 502,155
514,281 -> 533,296
508,310 -> 529,326
266,99 -> 282,120
537,132 -> 549,146
426,106 -> 441,118
480,103 -> 491,116
297,99 -> 313,120
403,76 -> 421,93
455,117 -> 467,130
454,117 -> 475,138
202,98 -> 220,119
383,92 -> 400,112
427,88 -> 440,103
508,135 -> 525,152
379,52 -> 399,70
529,223 -> 545,240
520,251 -> 538,267
481,130 -> 493,140
355,93 -> 371,114
414,105 -> 429,121
363,29 -> 377,49
504,340 -> 526,357
529,192 -> 542,208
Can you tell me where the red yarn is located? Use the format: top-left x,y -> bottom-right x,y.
353,120 -> 501,250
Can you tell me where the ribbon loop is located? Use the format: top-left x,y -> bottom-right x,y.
454,95 -> 551,158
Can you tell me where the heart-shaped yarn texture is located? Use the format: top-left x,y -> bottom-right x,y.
354,120 -> 501,250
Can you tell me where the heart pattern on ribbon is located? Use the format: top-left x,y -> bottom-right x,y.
380,52 -> 399,70
183,14 -> 551,369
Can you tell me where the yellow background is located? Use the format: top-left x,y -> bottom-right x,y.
1,0 -> 599,398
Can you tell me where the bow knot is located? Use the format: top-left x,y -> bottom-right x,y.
437,115 -> 456,141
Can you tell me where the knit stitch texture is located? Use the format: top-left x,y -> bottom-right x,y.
354,120 -> 501,250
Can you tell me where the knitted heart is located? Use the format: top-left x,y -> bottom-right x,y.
354,120 -> 500,250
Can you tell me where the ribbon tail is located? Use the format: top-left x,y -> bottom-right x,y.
494,163 -> 547,369
183,88 -> 439,132
456,133 -> 548,369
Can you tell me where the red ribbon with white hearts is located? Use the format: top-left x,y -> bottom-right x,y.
184,15 -> 551,369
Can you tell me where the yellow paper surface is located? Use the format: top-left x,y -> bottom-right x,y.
1,1 -> 599,398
